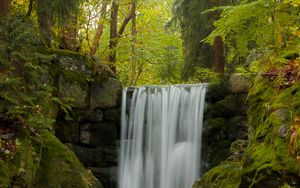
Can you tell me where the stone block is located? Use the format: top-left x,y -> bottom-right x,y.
89,167 -> 118,188
90,78 -> 122,109
55,121 -> 79,143
74,109 -> 103,123
103,109 -> 120,122
227,116 -> 248,140
80,122 -> 118,147
58,73 -> 89,108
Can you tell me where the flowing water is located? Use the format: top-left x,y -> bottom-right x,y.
118,84 -> 207,188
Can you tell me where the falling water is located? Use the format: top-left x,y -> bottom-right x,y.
118,84 -> 207,188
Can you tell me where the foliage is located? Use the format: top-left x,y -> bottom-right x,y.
0,16 -> 54,119
206,0 -> 300,63
263,59 -> 300,89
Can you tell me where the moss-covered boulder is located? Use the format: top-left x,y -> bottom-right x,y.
194,67 -> 300,188
0,119 -> 103,188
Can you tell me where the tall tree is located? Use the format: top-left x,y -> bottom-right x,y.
130,0 -> 137,85
0,0 -> 10,16
90,1 -> 108,56
172,0 -> 232,80
109,0 -> 136,73
214,0 -> 224,73
36,0 -> 53,47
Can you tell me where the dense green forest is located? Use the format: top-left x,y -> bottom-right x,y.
0,0 -> 300,187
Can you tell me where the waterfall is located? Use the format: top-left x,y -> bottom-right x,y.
118,84 -> 207,188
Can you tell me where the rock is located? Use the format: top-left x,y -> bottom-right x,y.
55,121 -> 79,143
80,122 -> 118,147
278,124 -> 289,138
89,167 -> 118,188
206,76 -> 231,103
90,78 -> 122,109
58,73 -> 89,108
71,144 -> 118,167
103,109 -> 120,122
229,73 -> 250,93
273,108 -> 290,122
227,139 -> 248,161
208,94 -> 247,117
75,109 -> 103,123
227,116 -> 248,140
35,133 -> 103,188
1,133 -> 14,140
59,54 -> 91,74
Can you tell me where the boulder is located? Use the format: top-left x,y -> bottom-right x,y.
58,72 -> 89,109
55,121 -> 79,143
71,144 -> 118,168
90,78 -> 122,109
227,116 -> 248,140
89,167 -> 118,188
229,73 -> 250,93
80,122 -> 118,147
75,109 -> 104,123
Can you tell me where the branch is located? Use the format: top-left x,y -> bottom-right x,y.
90,2 -> 108,56
27,0 -> 34,16
118,1 -> 136,36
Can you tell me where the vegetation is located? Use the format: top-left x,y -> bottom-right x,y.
0,0 -> 299,187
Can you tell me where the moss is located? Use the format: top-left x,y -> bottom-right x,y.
0,128 -> 102,188
62,70 -> 91,85
200,72 -> 300,187
34,132 -> 102,188
0,129 -> 42,187
46,48 -> 92,67
193,161 -> 242,188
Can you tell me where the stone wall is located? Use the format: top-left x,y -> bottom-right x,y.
53,52 -> 122,188
201,74 -> 249,173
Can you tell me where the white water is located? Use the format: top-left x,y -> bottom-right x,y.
118,84 -> 207,188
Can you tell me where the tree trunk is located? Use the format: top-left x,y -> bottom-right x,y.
61,16 -> 79,51
90,2 -> 108,56
36,0 -> 53,47
109,0 -> 137,73
130,1 -> 137,85
0,0 -> 10,16
109,0 -> 119,73
27,0 -> 34,16
214,36 -> 224,73
214,0 -> 224,73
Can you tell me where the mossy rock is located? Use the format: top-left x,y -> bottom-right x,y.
193,161 -> 242,188
0,128 -> 102,188
198,71 -> 300,187
34,132 -> 103,188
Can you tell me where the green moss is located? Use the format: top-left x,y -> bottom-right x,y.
193,161 -> 242,188
0,129 -> 42,187
62,70 -> 91,85
34,132 -> 102,188
0,129 -> 102,188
